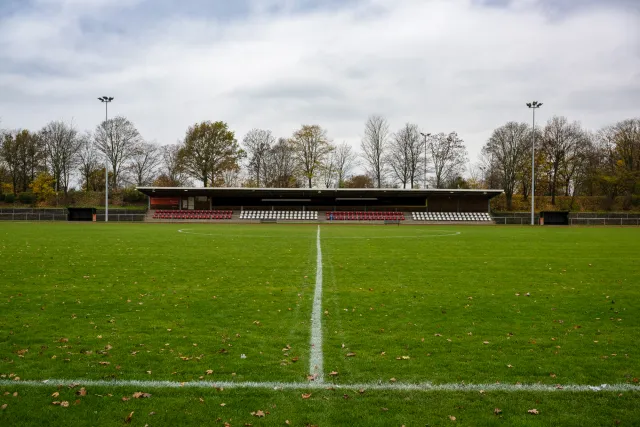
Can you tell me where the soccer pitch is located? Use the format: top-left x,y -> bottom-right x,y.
1,223 -> 639,426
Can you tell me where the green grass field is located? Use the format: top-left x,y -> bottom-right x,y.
1,222 -> 639,426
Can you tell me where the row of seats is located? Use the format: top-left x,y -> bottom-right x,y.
239,210 -> 318,220
411,212 -> 492,222
153,210 -> 233,220
325,211 -> 405,221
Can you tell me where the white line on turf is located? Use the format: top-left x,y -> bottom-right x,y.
309,225 -> 324,382
1,379 -> 637,392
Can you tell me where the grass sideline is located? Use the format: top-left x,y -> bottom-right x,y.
1,222 -> 639,426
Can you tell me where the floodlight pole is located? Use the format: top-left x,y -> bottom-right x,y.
526,101 -> 542,226
420,132 -> 431,190
98,96 -> 114,222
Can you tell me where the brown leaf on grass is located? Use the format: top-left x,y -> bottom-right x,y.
550,373 -> 557,378
1,404 -> 7,410
98,361 -> 110,366
507,364 -> 513,368
60,401 -> 69,407
285,421 -> 290,425
291,357 -> 299,363
59,338 -> 69,343
74,399 -> 81,405
381,408 -> 388,412
76,387 -> 87,396
343,394 -> 350,399
345,352 -> 356,357
125,411 -> 134,423
251,410 -> 265,417
132,392 -> 151,399
527,409 -> 539,415
206,369 -> 213,375
301,393 -> 312,399
52,392 -> 60,398
12,392 -> 18,397
494,408 -> 502,415
449,415 -> 456,421
329,371 -> 338,376
220,403 -> 226,407
389,378 -> 397,382
307,374 -> 318,381
121,397 -> 130,402
483,341 -> 490,345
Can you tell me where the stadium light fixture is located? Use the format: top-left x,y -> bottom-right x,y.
526,101 -> 543,226
98,96 -> 114,222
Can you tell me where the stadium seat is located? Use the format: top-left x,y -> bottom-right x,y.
240,210 -> 318,221
410,212 -> 493,223
152,209 -> 233,220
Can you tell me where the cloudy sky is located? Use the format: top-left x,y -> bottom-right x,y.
1,0 -> 639,166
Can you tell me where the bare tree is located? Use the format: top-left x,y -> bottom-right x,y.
94,116 -> 142,189
243,129 -> 275,187
321,151 -> 337,188
387,123 -> 422,188
482,122 -> 530,209
77,132 -> 99,192
541,116 -> 585,204
290,125 -> 334,188
128,141 -> 162,186
40,120 -> 81,195
264,138 -> 299,188
428,132 -> 468,189
333,142 -> 358,188
361,115 -> 389,188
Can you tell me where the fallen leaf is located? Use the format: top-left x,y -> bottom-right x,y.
220,403 -> 226,407
99,361 -> 110,365
301,393 -> 312,399
381,408 -> 388,412
389,378 -> 397,382
329,371 -> 338,376
1,404 -> 6,410
507,364 -> 513,368
251,410 -> 265,417
494,408 -> 502,415
121,397 -> 130,402
449,415 -> 456,421
12,392 -> 18,397
345,352 -> 356,357
132,392 -> 152,399
52,392 -> 60,398
343,394 -> 350,399
206,370 -> 213,375
358,389 -> 365,394
483,341 -> 490,345
76,387 -> 87,396
528,409 -> 539,415
125,411 -> 134,423
60,401 -> 69,407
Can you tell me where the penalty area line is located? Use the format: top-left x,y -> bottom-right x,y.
1,379 -> 638,393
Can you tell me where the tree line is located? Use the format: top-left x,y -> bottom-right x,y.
480,117 -> 640,210
0,114 -> 637,207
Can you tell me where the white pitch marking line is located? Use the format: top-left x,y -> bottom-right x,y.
309,225 -> 324,383
1,379 -> 638,392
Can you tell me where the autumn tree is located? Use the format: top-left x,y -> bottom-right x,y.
178,121 -> 243,187
94,116 -> 142,189
160,144 -> 188,187
343,174 -> 374,188
0,129 -> 44,194
289,125 -> 334,188
427,132 -> 467,189
29,172 -> 56,202
361,115 -> 389,188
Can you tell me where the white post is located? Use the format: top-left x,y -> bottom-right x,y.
531,108 -> 535,226
105,160 -> 109,222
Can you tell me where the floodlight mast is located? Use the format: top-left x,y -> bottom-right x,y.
98,96 -> 114,222
526,101 -> 543,225
420,132 -> 431,191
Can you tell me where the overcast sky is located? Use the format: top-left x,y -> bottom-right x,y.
1,0 -> 639,166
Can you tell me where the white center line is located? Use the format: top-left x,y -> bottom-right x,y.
309,225 -> 324,382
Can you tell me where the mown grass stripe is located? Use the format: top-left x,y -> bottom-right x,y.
309,225 -> 324,382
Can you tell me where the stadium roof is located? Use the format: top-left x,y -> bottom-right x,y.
136,187 -> 503,199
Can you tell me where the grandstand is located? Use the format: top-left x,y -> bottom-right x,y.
136,187 -> 503,224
